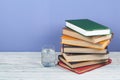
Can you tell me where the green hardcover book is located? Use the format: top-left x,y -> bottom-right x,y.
66,19 -> 111,36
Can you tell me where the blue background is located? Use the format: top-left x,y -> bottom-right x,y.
0,0 -> 120,52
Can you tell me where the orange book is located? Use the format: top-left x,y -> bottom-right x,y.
58,59 -> 112,74
61,35 -> 110,49
63,27 -> 112,43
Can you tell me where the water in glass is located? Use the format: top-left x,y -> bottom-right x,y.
41,46 -> 56,67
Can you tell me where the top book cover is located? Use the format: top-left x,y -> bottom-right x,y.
66,19 -> 111,36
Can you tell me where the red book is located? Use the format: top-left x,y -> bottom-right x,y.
58,59 -> 112,74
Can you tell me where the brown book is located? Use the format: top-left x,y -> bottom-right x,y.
61,44 -> 107,53
63,27 -> 112,43
58,58 -> 112,74
61,35 -> 110,49
62,53 -> 109,62
59,55 -> 108,69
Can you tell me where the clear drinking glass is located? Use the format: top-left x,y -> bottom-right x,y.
41,45 -> 57,67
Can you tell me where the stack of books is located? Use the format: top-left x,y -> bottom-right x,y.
58,19 -> 113,74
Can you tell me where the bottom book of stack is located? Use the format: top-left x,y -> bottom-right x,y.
58,55 -> 112,74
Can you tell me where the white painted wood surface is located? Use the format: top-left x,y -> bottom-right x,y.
0,52 -> 120,80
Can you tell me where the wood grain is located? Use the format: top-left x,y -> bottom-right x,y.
0,52 -> 120,80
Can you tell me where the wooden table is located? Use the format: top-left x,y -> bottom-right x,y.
0,52 -> 120,80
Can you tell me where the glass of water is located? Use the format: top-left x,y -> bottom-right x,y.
41,45 -> 57,67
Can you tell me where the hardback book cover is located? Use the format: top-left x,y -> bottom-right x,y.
61,44 -> 108,53
62,52 -> 109,62
58,58 -> 112,74
65,19 -> 111,36
63,27 -> 112,43
58,55 -> 108,69
61,35 -> 110,50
